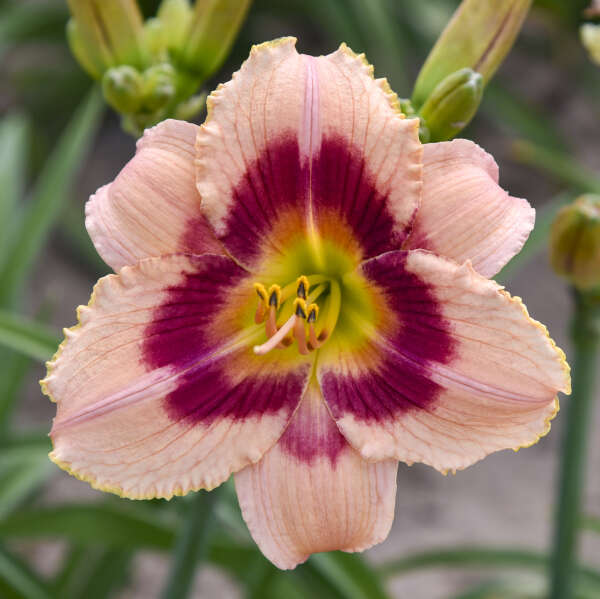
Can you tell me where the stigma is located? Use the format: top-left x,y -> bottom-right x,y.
252,275 -> 338,355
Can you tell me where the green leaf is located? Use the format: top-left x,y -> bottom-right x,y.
0,544 -> 53,599
0,436 -> 53,519
0,302 -> 55,429
0,1 -> 68,55
345,0 -> 408,92
483,83 -> 566,151
52,545 -> 133,599
309,552 -> 391,599
0,503 -> 176,550
0,87 -> 103,307
377,546 -> 600,589
511,140 -> 600,194
0,113 -> 28,254
160,489 -> 221,599
0,310 -> 59,362
0,352 -> 34,430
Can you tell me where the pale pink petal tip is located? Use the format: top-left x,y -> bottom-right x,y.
235,382 -> 398,569
86,119 -> 221,271
408,138 -> 535,278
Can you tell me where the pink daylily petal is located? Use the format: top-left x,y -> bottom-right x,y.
406,139 -> 535,278
86,119 -> 222,271
235,380 -> 397,569
196,37 -> 421,270
42,254 -> 312,499
318,250 -> 570,472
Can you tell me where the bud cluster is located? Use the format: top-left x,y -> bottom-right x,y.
67,0 -> 250,136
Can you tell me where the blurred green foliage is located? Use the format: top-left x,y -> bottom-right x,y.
1,0 -> 600,598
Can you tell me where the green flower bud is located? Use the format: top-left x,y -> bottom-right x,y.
412,0 -> 531,110
66,19 -> 103,79
67,0 -> 148,77
418,68 -> 483,142
581,24 -> 600,67
175,0 -> 252,80
102,66 -> 143,114
143,0 -> 194,61
550,195 -> 600,292
158,0 -> 193,50
141,63 -> 177,112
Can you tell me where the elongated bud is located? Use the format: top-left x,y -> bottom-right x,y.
176,0 -> 252,80
418,68 -> 483,142
66,19 -> 103,79
67,0 -> 147,76
102,66 -> 143,114
412,0 -> 532,110
581,24 -> 600,66
550,195 -> 600,292
144,0 -> 193,60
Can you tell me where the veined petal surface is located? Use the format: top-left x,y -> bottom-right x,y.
406,139 -> 535,277
235,380 -> 397,569
43,254 -> 312,499
196,37 -> 421,271
86,120 -> 222,271
319,250 -> 570,472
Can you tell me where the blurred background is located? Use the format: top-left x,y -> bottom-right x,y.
1,0 -> 599,597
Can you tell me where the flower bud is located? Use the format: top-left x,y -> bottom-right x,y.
141,63 -> 177,112
175,0 -> 252,80
143,0 -> 194,61
412,0 -> 531,110
418,68 -> 483,142
581,24 -> 600,66
67,0 -> 148,77
550,195 -> 600,291
102,66 -> 144,114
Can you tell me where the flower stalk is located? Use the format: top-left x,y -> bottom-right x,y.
550,291 -> 600,599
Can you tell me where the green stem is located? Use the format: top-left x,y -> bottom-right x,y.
550,291 -> 600,599
160,488 -> 221,599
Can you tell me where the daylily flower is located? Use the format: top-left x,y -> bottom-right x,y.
42,38 -> 570,569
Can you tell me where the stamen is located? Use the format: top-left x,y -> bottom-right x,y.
253,283 -> 268,324
266,304 -> 278,337
253,313 -> 297,355
293,298 -> 310,354
307,303 -> 322,350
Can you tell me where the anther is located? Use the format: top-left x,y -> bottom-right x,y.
268,284 -> 282,309
292,298 -> 309,355
293,297 -> 307,319
307,303 -> 319,323
254,283 -> 268,302
296,275 -> 309,299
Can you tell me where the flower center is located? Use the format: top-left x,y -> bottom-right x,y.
252,275 -> 342,355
